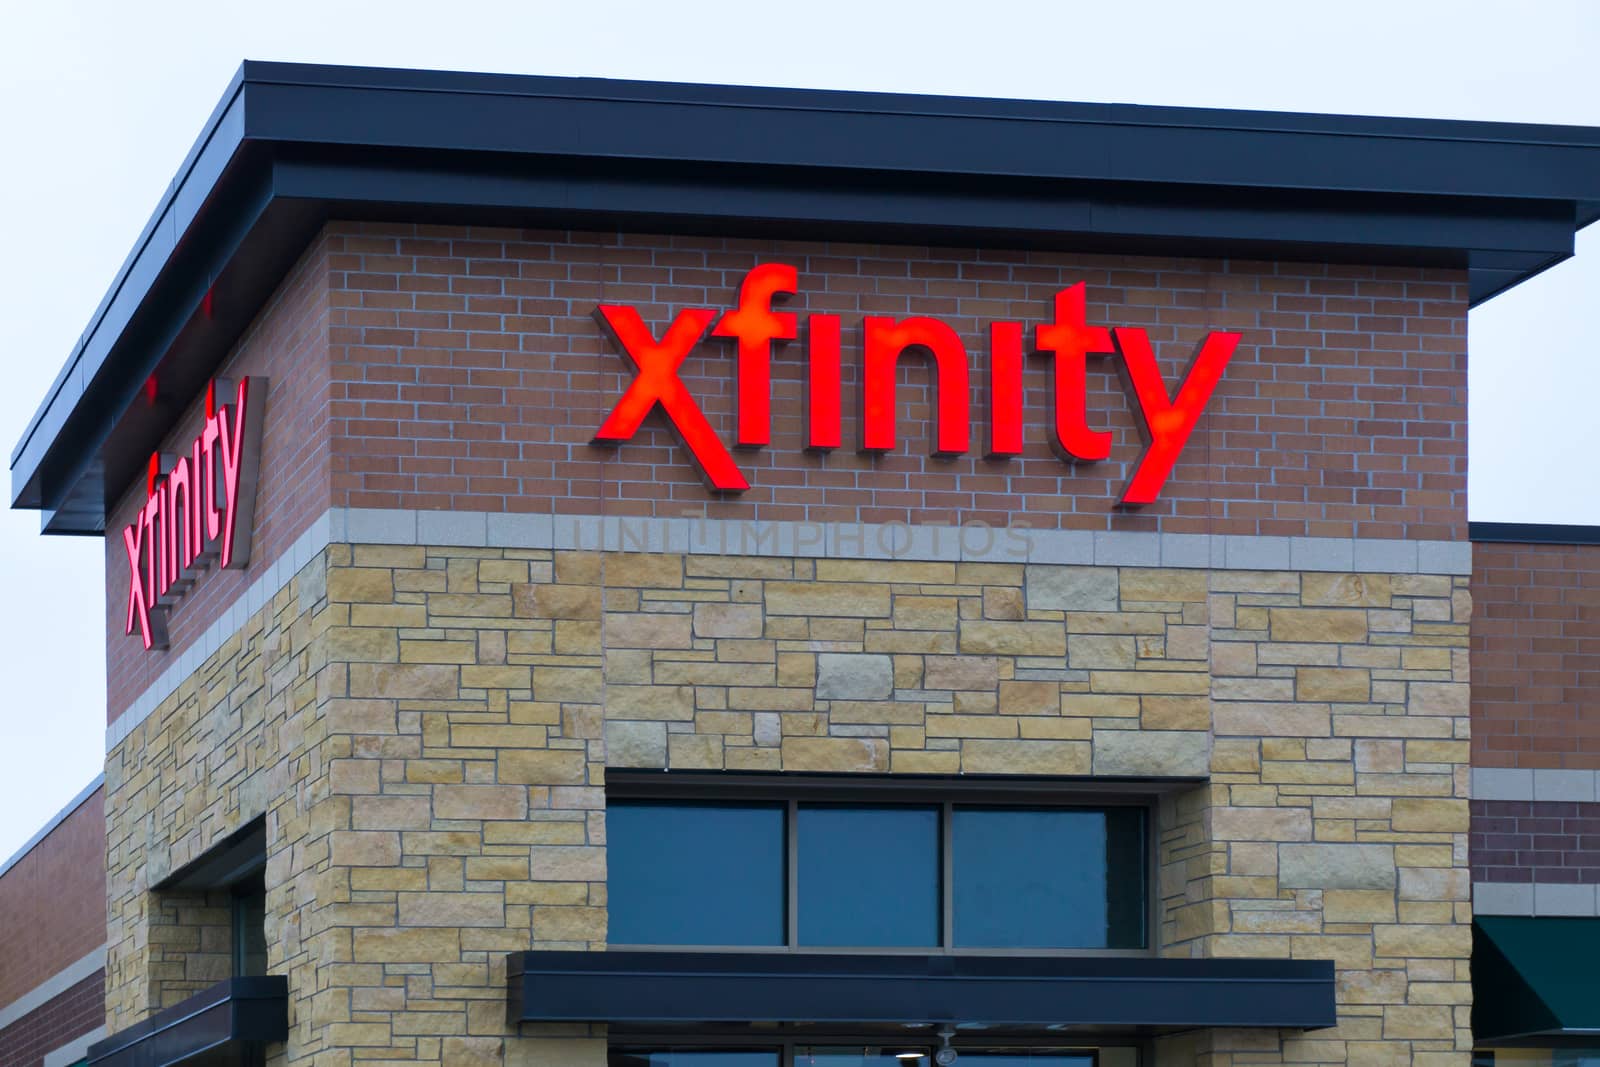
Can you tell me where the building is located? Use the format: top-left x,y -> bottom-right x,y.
4,61 -> 1600,1067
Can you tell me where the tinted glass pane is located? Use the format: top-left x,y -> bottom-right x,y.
796,1049 -> 928,1065
609,1052 -> 778,1067
799,805 -> 939,947
607,802 -> 784,946
953,807 -> 1145,949
232,880 -> 268,977
964,1056 -> 1095,1065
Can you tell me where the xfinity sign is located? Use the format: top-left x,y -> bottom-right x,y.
591,264 -> 1242,503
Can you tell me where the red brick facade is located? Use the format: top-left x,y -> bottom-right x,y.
0,972 -> 104,1067
103,222 -> 1471,719
0,788 -> 104,1007
1471,541 -> 1600,769
1472,799 -> 1600,885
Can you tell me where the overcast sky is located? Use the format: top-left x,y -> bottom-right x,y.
0,0 -> 1595,861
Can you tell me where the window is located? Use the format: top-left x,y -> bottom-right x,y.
610,1046 -> 1114,1066
231,873 -> 268,977
607,797 -> 1148,952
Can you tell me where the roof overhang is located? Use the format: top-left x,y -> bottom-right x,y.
15,61 -> 1600,533
1474,917 -> 1600,1047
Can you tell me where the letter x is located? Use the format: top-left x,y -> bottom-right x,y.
592,305 -> 749,491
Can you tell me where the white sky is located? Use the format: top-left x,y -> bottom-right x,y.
0,0 -> 1596,861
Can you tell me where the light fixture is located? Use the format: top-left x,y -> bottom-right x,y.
895,1054 -> 925,1062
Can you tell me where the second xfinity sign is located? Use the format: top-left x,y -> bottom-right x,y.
592,264 -> 1242,504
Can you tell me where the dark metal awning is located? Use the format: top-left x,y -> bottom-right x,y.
1474,917 -> 1600,1047
507,951 -> 1336,1034
86,977 -> 287,1067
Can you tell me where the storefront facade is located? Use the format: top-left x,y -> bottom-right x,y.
6,62 -> 1600,1067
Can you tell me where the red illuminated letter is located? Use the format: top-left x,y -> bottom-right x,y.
1035,283 -> 1115,461
806,314 -> 842,450
1113,327 -> 1241,505
988,322 -> 1024,456
122,518 -> 167,650
712,263 -> 798,448
216,377 -> 265,568
594,305 -> 749,491
861,317 -> 970,455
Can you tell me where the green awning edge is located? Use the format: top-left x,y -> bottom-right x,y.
1475,916 -> 1600,1047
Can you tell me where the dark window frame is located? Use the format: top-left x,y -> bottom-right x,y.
606,773 -> 1163,959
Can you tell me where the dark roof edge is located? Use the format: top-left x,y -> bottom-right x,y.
0,775 -> 105,881
1469,521 -> 1600,545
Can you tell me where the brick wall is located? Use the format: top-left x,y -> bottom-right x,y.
0,972 -> 103,1067
325,225 -> 1467,538
0,787 -> 104,1008
1471,541 -> 1600,769
1471,799 -> 1600,885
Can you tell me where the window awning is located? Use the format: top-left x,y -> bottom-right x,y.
85,977 -> 286,1067
1475,918 -> 1600,1047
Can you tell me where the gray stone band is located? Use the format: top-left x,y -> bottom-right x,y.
1474,882 -> 1600,917
1473,768 -> 1600,802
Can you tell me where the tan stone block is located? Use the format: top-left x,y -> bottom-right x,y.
1213,703 -> 1331,737
352,603 -> 428,628
1296,667 -> 1371,702
1269,608 -> 1368,643
1391,798 -> 1469,832
1212,641 -> 1257,677
959,621 -> 1066,657
328,567 -> 395,603
1399,867 -> 1469,901
331,759 -> 381,794
602,685 -> 693,721
398,891 -> 505,927
1261,761 -> 1354,785
781,737 -> 888,772
353,795 -> 432,830
892,750 -> 962,773
817,559 -> 955,584
668,733 -> 725,769
831,701 -> 924,725
1061,693 -> 1140,718
1142,695 -> 1209,730
605,612 -> 693,649
350,928 -> 461,966
1355,739 -> 1405,773
603,553 -> 683,588
430,592 -> 513,618
1382,1005 -> 1454,1039
1093,729 -> 1209,776
399,639 -> 477,664
865,629 -> 958,655
1323,889 -> 1397,923
1280,844 -> 1396,889
1212,807 -> 1313,842
961,739 -> 1089,774
893,596 -> 958,631
330,831 -> 401,867
529,845 -> 605,881
1212,739 -> 1261,773
1231,842 -> 1277,876
1120,568 -> 1208,603
531,905 -> 606,943
459,665 -> 533,691
1303,573 -> 1392,608
464,856 -> 528,881
513,584 -> 599,620
435,785 -> 527,821
983,588 -> 1025,620
326,626 -> 399,662
1404,739 -> 1469,765
1291,933 -> 1373,970
1408,682 -> 1469,716
1069,635 -> 1137,669
926,715 -> 1018,738
693,602 -> 763,638
533,666 -> 603,703
1373,923 -> 1471,959
768,582 -> 890,616
924,655 -> 1000,690
997,680 -> 1057,715
1339,967 -> 1409,1004
499,750 -> 587,785
349,663 -> 459,700
654,660 -> 775,686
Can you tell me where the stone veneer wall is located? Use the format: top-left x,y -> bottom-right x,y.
103,546 -> 1471,1066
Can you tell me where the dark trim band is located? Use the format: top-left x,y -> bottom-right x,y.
506,950 -> 1337,1033
85,976 -> 287,1067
